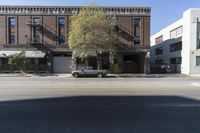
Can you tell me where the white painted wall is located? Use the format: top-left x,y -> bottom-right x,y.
181,9 -> 191,74
151,8 -> 200,74
151,19 -> 183,46
187,9 -> 200,74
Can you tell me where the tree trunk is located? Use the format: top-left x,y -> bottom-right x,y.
97,56 -> 100,70
97,53 -> 102,70
19,66 -> 24,76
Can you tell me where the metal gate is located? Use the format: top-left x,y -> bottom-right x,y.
53,56 -> 72,73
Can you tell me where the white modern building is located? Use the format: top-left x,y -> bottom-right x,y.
151,8 -> 200,74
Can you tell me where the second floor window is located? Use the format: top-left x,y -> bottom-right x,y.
58,18 -> 65,44
8,18 -> 16,44
155,47 -> 163,55
134,18 -> 141,27
155,35 -> 163,44
170,26 -> 182,39
133,36 -> 140,44
9,18 -> 16,26
170,41 -> 182,52
9,35 -> 15,44
33,18 -> 41,25
58,35 -> 65,44
59,18 -> 65,26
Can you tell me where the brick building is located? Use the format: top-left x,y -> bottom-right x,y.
0,6 -> 150,73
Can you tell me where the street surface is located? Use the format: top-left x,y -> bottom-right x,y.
0,77 -> 200,133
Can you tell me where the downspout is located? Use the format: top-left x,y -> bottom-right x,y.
197,18 -> 199,49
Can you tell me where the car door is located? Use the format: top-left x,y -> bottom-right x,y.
80,69 -> 88,76
84,69 -> 96,76
90,70 -> 98,76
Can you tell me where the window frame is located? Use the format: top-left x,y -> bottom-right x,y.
33,18 -> 41,25
58,35 -> 65,44
155,35 -> 163,45
9,35 -> 15,44
133,36 -> 140,44
170,41 -> 182,52
196,56 -> 200,66
133,18 -> 141,27
58,18 -> 65,26
9,17 -> 16,26
155,47 -> 163,55
170,26 -> 183,39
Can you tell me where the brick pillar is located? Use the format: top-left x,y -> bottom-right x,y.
144,51 -> 150,74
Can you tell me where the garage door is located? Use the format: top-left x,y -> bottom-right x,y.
53,56 -> 72,73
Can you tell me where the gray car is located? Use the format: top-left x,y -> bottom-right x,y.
72,68 -> 107,78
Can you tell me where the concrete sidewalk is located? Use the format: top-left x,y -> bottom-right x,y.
0,73 -> 72,78
0,73 -> 189,78
190,74 -> 200,78
107,73 -> 188,78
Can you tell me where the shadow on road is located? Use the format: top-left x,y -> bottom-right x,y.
0,96 -> 200,133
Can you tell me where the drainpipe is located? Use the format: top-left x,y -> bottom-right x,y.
197,18 -> 199,49
144,50 -> 150,74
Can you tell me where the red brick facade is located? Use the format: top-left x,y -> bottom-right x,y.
0,6 -> 150,73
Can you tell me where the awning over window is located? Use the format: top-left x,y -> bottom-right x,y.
25,51 -> 46,58
0,51 -> 21,57
72,51 -> 97,58
0,53 -> 6,58
0,51 -> 46,58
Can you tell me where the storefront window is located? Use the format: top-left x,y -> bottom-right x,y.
196,56 -> 200,66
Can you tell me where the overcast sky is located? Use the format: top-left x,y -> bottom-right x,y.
1,0 -> 200,35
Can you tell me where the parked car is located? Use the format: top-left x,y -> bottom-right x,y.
72,67 -> 107,78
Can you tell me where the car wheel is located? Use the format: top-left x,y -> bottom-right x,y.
73,73 -> 79,78
97,73 -> 103,78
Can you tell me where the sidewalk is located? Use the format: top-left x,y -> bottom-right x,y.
107,73 -> 188,78
190,74 -> 200,78
0,73 -> 189,78
0,73 -> 72,78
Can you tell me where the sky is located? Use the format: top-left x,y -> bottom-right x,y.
1,0 -> 200,35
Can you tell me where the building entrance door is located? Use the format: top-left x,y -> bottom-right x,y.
124,55 -> 139,73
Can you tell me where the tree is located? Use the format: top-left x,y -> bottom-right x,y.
68,4 -> 118,69
8,51 -> 29,76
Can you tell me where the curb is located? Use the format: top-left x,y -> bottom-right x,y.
0,73 -> 191,78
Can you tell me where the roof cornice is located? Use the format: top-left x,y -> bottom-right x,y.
0,6 -> 151,16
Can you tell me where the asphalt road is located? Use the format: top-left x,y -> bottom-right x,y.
0,77 -> 200,133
